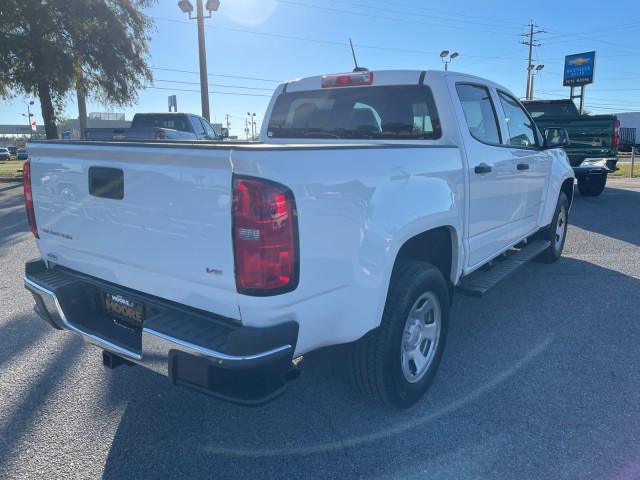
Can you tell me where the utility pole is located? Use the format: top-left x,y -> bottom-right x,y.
520,21 -> 546,100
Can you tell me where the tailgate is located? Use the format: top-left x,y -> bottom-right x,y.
535,116 -> 616,160
27,141 -> 239,319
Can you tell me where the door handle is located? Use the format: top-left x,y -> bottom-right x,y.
474,164 -> 492,174
517,163 -> 530,171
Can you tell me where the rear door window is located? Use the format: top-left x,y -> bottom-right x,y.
455,83 -> 502,145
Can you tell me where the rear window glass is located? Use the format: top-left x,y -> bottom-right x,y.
132,115 -> 190,132
267,85 -> 441,140
524,102 -> 579,118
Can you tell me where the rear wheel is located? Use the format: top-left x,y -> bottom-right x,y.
577,174 -> 607,196
350,260 -> 449,408
537,192 -> 569,263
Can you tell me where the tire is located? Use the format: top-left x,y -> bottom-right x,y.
537,192 -> 569,263
577,174 -> 607,197
350,260 -> 449,409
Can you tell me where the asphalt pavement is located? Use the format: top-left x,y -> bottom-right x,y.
1,178 -> 639,480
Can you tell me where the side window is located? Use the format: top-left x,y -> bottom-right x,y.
497,91 -> 538,148
190,116 -> 206,135
455,83 -> 501,145
200,118 -> 217,137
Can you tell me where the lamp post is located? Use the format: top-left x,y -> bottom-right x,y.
22,100 -> 35,132
247,112 -> 256,140
440,50 -> 459,71
527,64 -> 544,100
177,0 -> 220,122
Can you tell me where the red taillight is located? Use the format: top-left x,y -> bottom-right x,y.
321,71 -> 373,88
23,161 -> 39,238
155,130 -> 166,140
612,119 -> 620,147
232,176 -> 298,295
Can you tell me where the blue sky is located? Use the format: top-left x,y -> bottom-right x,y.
2,0 -> 640,137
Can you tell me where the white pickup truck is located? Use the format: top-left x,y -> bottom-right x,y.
23,69 -> 574,408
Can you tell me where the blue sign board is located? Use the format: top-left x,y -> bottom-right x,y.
563,51 -> 596,86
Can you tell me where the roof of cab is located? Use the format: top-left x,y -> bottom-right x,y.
281,69 -> 503,93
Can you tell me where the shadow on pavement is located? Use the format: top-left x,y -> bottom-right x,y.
0,320 -> 83,468
0,183 -> 30,262
570,181 -> 640,247
99,256 -> 640,480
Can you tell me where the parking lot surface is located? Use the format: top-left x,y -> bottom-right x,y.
1,178 -> 639,479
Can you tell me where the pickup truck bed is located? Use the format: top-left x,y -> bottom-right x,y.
523,99 -> 619,196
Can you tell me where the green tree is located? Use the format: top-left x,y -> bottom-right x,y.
0,0 -> 156,139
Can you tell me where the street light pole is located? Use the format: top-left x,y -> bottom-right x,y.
440,51 -> 459,71
247,112 -> 256,140
22,100 -> 34,132
195,0 -> 210,121
527,64 -> 544,100
178,0 -> 220,122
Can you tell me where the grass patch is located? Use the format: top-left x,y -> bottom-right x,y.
0,160 -> 25,172
611,162 -> 639,178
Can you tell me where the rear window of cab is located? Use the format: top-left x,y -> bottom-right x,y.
267,85 -> 441,140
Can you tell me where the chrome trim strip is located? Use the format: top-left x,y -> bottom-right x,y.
142,328 -> 292,376
24,275 -> 293,378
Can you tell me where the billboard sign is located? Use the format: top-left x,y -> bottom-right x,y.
563,51 -> 596,86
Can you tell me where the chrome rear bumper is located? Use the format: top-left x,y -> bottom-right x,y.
24,260 -> 298,405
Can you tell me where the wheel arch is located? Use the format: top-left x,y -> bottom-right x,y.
561,177 -> 574,208
394,226 -> 457,300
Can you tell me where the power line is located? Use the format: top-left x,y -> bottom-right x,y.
146,86 -> 271,97
150,16 -> 640,80
152,16 -> 532,62
325,0 -> 522,32
533,91 -> 640,111
273,0 -> 522,36
152,67 -> 283,83
154,78 -> 274,91
364,0 -> 525,26
545,22 -> 640,42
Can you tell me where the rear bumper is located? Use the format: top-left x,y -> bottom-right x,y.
24,259 -> 299,405
572,158 -> 612,179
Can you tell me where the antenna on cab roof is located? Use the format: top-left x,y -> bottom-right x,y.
349,38 -> 368,72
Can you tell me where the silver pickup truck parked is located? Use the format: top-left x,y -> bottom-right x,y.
82,112 -> 219,141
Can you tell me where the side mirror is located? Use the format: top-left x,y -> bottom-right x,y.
543,127 -> 569,149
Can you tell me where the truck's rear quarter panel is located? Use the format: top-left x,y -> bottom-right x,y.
230,144 -> 464,354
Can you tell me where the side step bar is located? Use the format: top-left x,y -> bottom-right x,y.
457,240 -> 551,298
